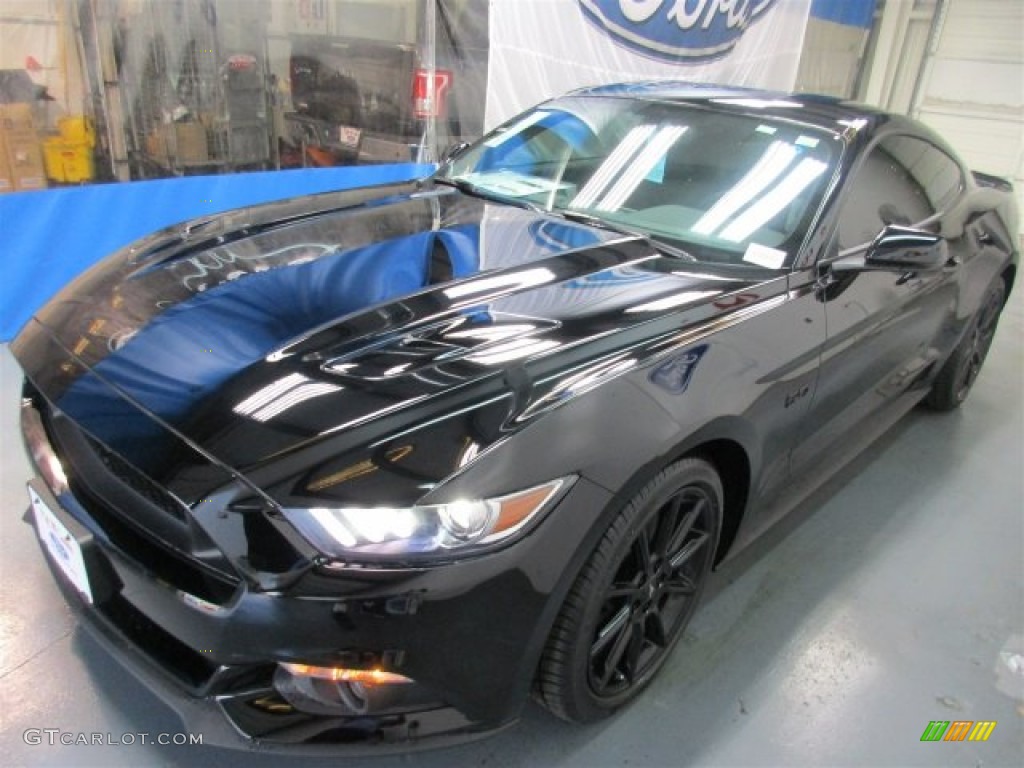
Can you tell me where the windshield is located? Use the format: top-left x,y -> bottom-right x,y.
439,96 -> 840,267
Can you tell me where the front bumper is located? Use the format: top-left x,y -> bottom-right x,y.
20,397 -> 613,752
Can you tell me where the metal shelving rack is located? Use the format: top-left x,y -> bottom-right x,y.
121,0 -> 271,178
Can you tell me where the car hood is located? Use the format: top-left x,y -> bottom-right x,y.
14,182 -> 761,502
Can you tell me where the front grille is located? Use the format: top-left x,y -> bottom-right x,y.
88,436 -> 188,522
23,388 -> 250,694
34,398 -> 242,601
70,477 -> 239,604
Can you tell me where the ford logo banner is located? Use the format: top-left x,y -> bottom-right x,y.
578,0 -> 779,61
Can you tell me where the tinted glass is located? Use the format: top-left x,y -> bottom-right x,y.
839,135 -> 964,249
441,96 -> 840,266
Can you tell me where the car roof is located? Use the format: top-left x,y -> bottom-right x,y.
568,81 -> 897,136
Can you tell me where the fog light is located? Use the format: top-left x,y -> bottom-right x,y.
280,662 -> 412,685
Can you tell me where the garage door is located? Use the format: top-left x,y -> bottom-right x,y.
915,0 -> 1024,228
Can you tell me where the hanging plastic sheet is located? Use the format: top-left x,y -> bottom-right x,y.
797,0 -> 878,98
484,0 -> 814,130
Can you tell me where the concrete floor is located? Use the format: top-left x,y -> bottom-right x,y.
1,285 -> 1021,768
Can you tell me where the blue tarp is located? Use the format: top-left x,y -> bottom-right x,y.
0,164 -> 431,340
54,225 -> 484,467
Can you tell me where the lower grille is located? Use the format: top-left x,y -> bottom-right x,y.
99,595 -> 219,689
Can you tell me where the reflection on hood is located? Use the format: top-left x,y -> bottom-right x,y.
22,187 -> 748,482
49,195 -> 609,455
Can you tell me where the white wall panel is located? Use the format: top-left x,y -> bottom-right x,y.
927,59 -> 1023,108
930,0 -> 1023,62
888,15 -> 930,114
914,0 -> 1024,228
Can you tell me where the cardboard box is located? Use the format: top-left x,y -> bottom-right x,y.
0,102 -> 46,190
0,143 -> 14,194
145,123 -> 209,165
0,102 -> 37,140
175,122 -> 209,163
145,129 -> 169,162
2,133 -> 48,191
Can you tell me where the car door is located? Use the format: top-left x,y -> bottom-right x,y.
791,134 -> 965,472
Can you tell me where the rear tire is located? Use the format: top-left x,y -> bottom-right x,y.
536,458 -> 722,723
925,278 -> 1005,411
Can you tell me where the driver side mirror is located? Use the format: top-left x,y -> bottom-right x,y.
833,225 -> 949,274
866,225 -> 948,270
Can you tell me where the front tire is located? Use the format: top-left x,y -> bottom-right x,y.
536,458 -> 722,723
925,278 -> 1006,411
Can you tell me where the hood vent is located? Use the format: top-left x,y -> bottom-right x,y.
323,311 -> 559,381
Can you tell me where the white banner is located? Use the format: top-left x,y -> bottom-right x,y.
485,0 -> 813,129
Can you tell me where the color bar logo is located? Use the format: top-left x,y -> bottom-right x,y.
920,721 -> 997,742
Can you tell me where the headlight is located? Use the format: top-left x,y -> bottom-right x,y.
281,477 -> 570,561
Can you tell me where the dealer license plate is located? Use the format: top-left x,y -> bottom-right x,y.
29,485 -> 93,603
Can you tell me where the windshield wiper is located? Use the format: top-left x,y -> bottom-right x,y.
435,181 -> 694,260
434,176 -> 485,197
433,177 -> 545,213
556,210 -> 695,261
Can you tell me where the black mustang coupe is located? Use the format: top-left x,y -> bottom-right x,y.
13,83 -> 1018,751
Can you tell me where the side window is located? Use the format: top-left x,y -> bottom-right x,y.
882,135 -> 964,212
837,135 -> 963,250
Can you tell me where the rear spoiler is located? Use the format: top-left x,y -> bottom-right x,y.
940,171 -> 1020,244
971,170 -> 1014,194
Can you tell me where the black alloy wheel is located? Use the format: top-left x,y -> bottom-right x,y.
536,458 -> 722,722
926,278 -> 1006,411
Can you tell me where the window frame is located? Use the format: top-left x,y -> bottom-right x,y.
830,131 -> 967,259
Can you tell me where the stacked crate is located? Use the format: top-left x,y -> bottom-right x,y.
0,104 -> 47,193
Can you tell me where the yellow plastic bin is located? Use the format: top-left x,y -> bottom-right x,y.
57,116 -> 96,147
43,137 -> 95,183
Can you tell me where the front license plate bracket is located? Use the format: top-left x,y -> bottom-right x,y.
28,480 -> 97,603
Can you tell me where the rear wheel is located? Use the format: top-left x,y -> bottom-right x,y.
536,458 -> 722,722
925,278 -> 1006,411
